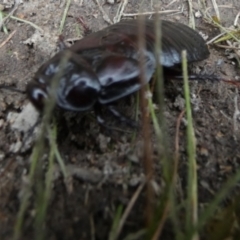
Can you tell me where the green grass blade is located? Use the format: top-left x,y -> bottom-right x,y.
182,50 -> 198,239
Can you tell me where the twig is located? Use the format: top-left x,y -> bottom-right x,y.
207,32 -> 226,45
122,10 -> 180,17
215,44 -> 240,50
216,5 -> 234,8
113,0 -> 128,23
10,15 -> 43,32
94,0 -> 113,24
0,30 -> 16,49
166,0 -> 178,8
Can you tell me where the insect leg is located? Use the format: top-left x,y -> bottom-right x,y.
107,105 -> 138,128
58,35 -> 68,50
0,84 -> 26,94
94,103 -> 138,130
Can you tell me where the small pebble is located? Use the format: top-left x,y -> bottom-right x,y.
106,0 -> 115,4
195,10 -> 202,18
0,4 -> 4,11
0,151 -> 5,161
10,103 -> 39,133
200,147 -> 209,157
216,59 -> 224,66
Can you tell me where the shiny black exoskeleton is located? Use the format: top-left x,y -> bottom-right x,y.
26,19 -> 209,123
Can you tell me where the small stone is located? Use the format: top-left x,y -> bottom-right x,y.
106,0 -> 115,4
10,103 -> 39,133
0,151 -> 5,161
0,4 -> 4,11
195,10 -> 202,18
129,174 -> 145,187
173,95 -> 185,110
103,162 -> 113,176
216,59 -> 224,66
199,31 -> 208,41
10,140 -> 22,153
128,154 -> 139,163
129,175 -> 141,187
199,147 -> 209,157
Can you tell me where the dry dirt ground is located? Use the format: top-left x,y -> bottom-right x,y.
0,0 -> 240,239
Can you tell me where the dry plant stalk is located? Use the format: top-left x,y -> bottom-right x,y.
137,16 -> 154,227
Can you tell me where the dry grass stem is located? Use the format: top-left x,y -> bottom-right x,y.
215,44 -> 240,50
59,0 -> 72,34
90,214 -> 96,240
122,10 -> 180,17
151,201 -> 170,240
217,5 -> 234,8
207,32 -> 226,44
0,30 -> 16,49
10,15 -> 43,32
151,110 -> 185,240
211,0 -> 221,21
174,110 -> 185,180
234,11 -> 240,26
114,180 -> 146,240
187,0 -> 195,29
166,0 -> 178,8
113,0 -> 128,23
137,17 -> 154,226
94,0 -> 113,24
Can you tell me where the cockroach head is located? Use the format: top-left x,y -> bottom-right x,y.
27,50 -> 101,112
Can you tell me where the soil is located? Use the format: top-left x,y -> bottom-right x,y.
0,0 -> 240,240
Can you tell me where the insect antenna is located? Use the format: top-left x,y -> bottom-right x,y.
174,73 -> 221,81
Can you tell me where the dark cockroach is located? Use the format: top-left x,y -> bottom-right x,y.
26,19 -> 209,124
